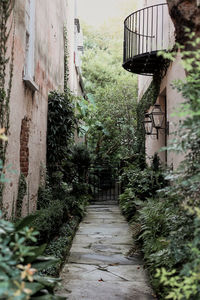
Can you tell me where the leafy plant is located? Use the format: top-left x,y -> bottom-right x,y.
136,33 -> 200,299
47,90 -> 75,177
0,213 -> 65,299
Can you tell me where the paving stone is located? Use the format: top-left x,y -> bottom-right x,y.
57,204 -> 155,300
72,234 -> 133,245
57,281 -> 155,300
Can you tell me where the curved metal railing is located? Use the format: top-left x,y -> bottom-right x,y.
123,3 -> 171,72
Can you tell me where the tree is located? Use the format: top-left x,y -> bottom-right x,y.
167,0 -> 200,48
79,24 -> 138,164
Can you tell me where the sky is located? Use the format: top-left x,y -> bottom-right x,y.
77,0 -> 137,29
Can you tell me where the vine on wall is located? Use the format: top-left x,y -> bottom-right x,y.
16,172 -> 27,218
135,59 -> 170,165
63,26 -> 69,93
0,0 -> 15,160
0,0 -> 15,210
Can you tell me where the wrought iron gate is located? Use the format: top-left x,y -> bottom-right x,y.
89,164 -> 121,203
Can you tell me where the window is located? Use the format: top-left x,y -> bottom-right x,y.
23,0 -> 38,91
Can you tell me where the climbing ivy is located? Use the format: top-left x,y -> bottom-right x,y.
16,173 -> 27,219
47,91 -> 75,177
64,26 -> 69,92
135,59 -> 170,166
0,0 -> 15,210
0,0 -> 15,160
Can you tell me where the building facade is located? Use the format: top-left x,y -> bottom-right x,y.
2,0 -> 84,217
123,0 -> 186,168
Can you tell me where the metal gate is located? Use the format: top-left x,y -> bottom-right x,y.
89,164 -> 121,203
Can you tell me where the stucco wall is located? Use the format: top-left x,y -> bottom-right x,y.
66,0 -> 84,97
145,54 -> 186,168
137,0 -> 175,101
3,0 -> 68,217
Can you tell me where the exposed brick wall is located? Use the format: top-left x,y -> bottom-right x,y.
20,117 -> 30,176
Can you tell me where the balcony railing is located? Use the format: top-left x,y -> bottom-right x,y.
123,3 -> 171,75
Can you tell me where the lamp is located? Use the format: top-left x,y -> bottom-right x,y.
151,104 -> 165,129
144,113 -> 153,135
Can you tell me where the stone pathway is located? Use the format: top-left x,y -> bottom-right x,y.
56,204 -> 155,300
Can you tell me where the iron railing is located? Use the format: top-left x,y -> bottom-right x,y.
123,3 -> 171,75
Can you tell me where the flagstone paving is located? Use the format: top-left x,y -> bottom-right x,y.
56,204 -> 156,300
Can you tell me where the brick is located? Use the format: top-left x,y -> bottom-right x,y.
20,117 -> 30,177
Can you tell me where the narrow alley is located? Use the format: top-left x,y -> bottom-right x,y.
57,203 -> 154,300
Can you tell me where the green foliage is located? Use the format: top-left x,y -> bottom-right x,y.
0,212 -> 65,299
63,26 -> 69,92
119,154 -> 166,223
0,0 -> 15,160
119,188 -> 142,221
47,90 -> 75,175
121,167 -> 165,201
31,200 -> 67,244
81,25 -> 138,163
16,173 -> 27,219
37,173 -> 53,210
155,208 -> 200,300
134,34 -> 200,299
34,182 -> 88,245
0,0 -> 15,210
43,219 -> 79,276
66,143 -> 91,183
136,56 -> 169,163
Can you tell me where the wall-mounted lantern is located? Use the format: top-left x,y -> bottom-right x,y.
144,103 -> 169,139
144,112 -> 158,139
151,104 -> 165,129
144,113 -> 153,135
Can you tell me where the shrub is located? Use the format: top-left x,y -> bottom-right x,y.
43,219 -> 80,276
47,90 -> 75,176
31,200 -> 67,243
134,33 -> 200,299
0,213 -> 65,299
119,188 -> 142,221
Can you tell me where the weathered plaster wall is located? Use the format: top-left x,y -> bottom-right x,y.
66,0 -> 84,97
145,54 -> 186,168
3,0 -> 68,217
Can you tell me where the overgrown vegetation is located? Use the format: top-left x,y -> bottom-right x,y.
120,33 -> 200,299
27,90 -> 91,277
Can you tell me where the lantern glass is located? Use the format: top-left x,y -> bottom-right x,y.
144,113 -> 153,135
151,104 -> 164,129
